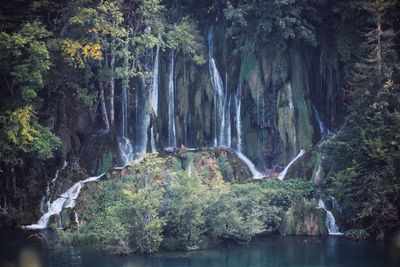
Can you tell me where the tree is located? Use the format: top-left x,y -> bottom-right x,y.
161,172 -> 209,250
359,0 -> 397,90
0,21 -> 60,167
0,21 -> 51,101
0,105 -> 60,166
223,0 -> 323,51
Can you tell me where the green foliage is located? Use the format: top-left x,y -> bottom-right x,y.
0,21 -> 51,101
322,83 -> 400,237
72,86 -> 98,108
224,0 -> 322,51
345,229 -> 370,240
217,153 -> 235,182
319,0 -> 400,239
0,105 -> 60,164
60,154 -> 316,253
165,17 -> 205,64
161,172 -> 208,250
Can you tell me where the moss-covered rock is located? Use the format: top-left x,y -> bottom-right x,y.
280,200 -> 327,236
289,46 -> 314,151
79,132 -> 116,176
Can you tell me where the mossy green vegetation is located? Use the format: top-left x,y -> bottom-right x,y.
58,153 -> 319,254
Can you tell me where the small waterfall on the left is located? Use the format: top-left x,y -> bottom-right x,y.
39,161 -> 68,214
23,173 -> 105,230
317,199 -> 343,235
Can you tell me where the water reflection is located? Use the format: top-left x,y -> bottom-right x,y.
19,248 -> 42,267
0,229 -> 398,267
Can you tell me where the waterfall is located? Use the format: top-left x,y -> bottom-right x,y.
317,199 -> 343,235
138,113 -> 150,154
208,27 -> 230,147
150,45 -> 160,116
233,84 -> 264,178
234,151 -> 264,179
167,50 -> 177,148
235,85 -> 242,152
312,163 -> 323,184
136,45 -> 160,155
150,45 -> 160,153
23,173 -> 104,230
287,82 -> 297,147
150,127 -> 156,153
277,149 -> 305,180
118,51 -> 134,166
51,161 -> 68,183
313,106 -> 326,136
40,161 -> 68,214
73,210 -> 80,231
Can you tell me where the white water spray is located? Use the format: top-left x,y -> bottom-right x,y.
118,53 -> 134,166
233,84 -> 264,178
150,45 -> 160,116
150,44 -> 160,153
317,199 -> 343,235
278,149 -> 305,180
234,151 -> 264,179
168,50 -> 177,148
313,106 -> 327,136
287,83 -> 297,147
40,161 -> 68,214
23,173 -> 104,230
208,27 -> 231,147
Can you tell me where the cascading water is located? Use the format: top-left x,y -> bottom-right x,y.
317,199 -> 343,235
313,106 -> 327,137
234,84 -> 264,179
150,44 -> 160,153
40,161 -> 68,214
312,163 -> 323,184
235,86 -> 242,153
150,45 -> 160,116
150,127 -> 156,153
234,151 -> 264,179
118,51 -> 134,166
208,27 -> 231,147
138,45 -> 161,155
51,161 -> 68,184
287,82 -> 297,147
73,210 -> 80,231
23,173 -> 105,230
277,149 -> 305,180
167,50 -> 177,148
137,112 -> 150,155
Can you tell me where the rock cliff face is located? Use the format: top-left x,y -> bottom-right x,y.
0,20 -> 343,227
56,22 -> 343,177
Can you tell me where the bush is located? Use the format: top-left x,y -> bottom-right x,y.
60,154 -> 317,253
345,229 -> 370,240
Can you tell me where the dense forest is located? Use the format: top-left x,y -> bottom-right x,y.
0,0 -> 400,259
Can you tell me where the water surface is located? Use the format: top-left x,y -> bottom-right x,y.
0,229 -> 398,267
